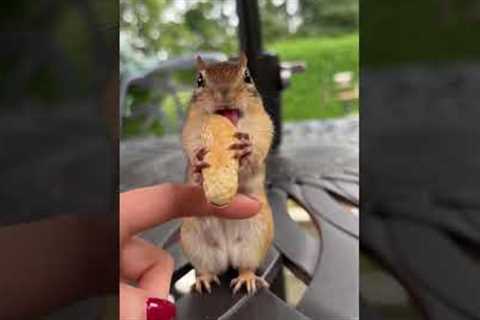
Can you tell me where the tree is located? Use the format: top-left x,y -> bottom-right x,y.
299,0 -> 358,35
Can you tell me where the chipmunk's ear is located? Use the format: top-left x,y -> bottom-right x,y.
196,55 -> 207,70
239,52 -> 248,68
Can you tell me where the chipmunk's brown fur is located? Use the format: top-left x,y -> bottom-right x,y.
180,53 -> 274,294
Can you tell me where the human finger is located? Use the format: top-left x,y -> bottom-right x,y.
120,237 -> 174,298
120,183 -> 261,237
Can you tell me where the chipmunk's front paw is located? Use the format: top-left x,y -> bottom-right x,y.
193,273 -> 220,294
192,147 -> 209,185
230,132 -> 252,167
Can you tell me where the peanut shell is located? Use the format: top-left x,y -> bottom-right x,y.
201,115 -> 239,206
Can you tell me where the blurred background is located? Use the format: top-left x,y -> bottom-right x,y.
119,0 -> 358,138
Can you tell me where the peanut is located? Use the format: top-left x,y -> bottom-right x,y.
201,115 -> 239,206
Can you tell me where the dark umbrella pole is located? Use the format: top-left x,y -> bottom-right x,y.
236,0 -> 284,151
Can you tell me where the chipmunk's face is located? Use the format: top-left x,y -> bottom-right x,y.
191,54 -> 262,126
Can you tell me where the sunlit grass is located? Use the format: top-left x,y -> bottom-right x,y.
268,34 -> 359,121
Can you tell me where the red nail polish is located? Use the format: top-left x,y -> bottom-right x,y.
146,297 -> 176,320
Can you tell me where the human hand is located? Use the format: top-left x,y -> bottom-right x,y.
119,183 -> 261,320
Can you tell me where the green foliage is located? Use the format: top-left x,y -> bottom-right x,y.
123,117 -> 165,136
299,0 -> 358,36
120,0 -> 237,78
120,0 -> 359,79
121,87 -> 192,138
259,0 -> 290,41
268,34 -> 358,120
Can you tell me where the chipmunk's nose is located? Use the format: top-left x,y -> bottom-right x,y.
220,88 -> 229,100
221,87 -> 229,96
214,86 -> 232,103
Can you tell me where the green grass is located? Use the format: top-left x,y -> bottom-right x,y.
268,34 -> 358,121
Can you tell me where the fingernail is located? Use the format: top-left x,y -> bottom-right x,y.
245,194 -> 261,202
146,297 -> 176,320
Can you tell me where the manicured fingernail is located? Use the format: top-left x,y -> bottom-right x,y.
146,297 -> 176,320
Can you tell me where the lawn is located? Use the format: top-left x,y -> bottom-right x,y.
268,34 -> 359,121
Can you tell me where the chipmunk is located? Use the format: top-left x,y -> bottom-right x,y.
180,53 -> 274,294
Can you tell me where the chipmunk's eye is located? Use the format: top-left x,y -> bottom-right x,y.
244,69 -> 252,84
196,73 -> 205,88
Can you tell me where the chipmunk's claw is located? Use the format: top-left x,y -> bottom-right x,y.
231,132 -> 252,167
230,271 -> 268,295
195,146 -> 208,160
193,273 -> 220,294
191,147 -> 210,185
